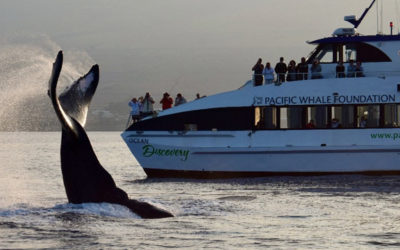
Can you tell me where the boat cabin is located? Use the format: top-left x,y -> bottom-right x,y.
305,32 -> 399,79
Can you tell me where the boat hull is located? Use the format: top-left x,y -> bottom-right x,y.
121,129 -> 400,178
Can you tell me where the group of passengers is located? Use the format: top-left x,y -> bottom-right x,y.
129,92 -> 194,121
128,92 -> 156,122
335,59 -> 364,78
159,92 -> 188,110
252,57 -> 365,86
252,57 -> 322,86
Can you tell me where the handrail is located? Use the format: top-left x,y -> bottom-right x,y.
125,114 -> 132,128
125,111 -> 160,128
250,70 -> 400,85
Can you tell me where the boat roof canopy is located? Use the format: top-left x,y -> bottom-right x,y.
308,34 -> 400,45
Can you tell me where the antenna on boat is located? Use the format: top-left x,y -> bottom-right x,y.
377,0 -> 383,34
345,0 -> 376,28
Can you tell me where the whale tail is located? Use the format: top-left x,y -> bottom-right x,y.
47,51 -> 173,219
48,51 -> 99,129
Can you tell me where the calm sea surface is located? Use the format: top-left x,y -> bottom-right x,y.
1,132 -> 400,249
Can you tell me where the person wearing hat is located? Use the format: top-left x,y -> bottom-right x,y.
160,92 -> 173,110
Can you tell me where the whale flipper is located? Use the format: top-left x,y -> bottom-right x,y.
48,51 -> 173,219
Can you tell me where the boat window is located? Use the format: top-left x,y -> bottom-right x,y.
286,107 -> 307,129
316,44 -> 333,63
307,106 -> 329,128
356,105 -> 380,128
331,105 -> 355,128
280,107 -> 288,129
255,107 -> 278,129
130,107 -> 254,131
346,42 -> 391,62
282,107 -> 308,129
382,104 -> 400,127
129,104 -> 400,131
345,44 -> 357,62
308,44 -> 334,63
308,42 -> 391,64
307,44 -> 343,64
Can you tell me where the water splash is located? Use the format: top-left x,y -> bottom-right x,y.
0,33 -> 95,131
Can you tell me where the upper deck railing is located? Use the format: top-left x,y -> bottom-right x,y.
247,70 -> 400,88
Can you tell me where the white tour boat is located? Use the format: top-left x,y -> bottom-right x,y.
122,1 -> 400,178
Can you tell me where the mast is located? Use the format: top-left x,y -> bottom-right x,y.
345,0 -> 376,28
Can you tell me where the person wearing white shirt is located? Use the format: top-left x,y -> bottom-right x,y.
128,97 -> 141,122
142,92 -> 155,116
262,62 -> 274,84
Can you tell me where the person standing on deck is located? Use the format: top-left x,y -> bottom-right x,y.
286,60 -> 297,81
347,59 -> 356,78
297,57 -> 308,80
275,57 -> 287,84
310,59 -> 322,79
128,97 -> 141,122
252,58 -> 264,86
336,61 -> 345,78
160,92 -> 173,110
262,62 -> 274,84
141,92 -> 155,116
175,93 -> 187,106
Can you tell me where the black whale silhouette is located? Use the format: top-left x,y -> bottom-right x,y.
48,51 -> 173,219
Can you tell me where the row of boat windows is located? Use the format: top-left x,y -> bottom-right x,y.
308,42 -> 391,64
130,105 -> 400,131
255,104 -> 400,130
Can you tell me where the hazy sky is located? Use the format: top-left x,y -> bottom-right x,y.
1,0 -> 399,110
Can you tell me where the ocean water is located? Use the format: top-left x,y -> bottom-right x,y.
1,132 -> 400,249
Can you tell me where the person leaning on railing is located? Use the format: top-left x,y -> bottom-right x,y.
336,60 -> 345,78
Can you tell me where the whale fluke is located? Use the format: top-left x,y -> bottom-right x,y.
48,51 -> 173,219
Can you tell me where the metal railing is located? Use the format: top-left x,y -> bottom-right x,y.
250,70 -> 400,86
126,111 -> 159,128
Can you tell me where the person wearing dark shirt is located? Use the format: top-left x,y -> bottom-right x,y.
286,60 -> 297,81
275,57 -> 287,84
355,61 -> 365,77
347,60 -> 356,78
336,61 -> 345,78
296,57 -> 308,80
252,58 -> 264,86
